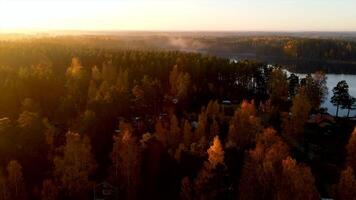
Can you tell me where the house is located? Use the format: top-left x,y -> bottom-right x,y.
94,182 -> 118,200
308,113 -> 335,128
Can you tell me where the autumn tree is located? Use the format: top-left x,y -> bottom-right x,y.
169,65 -> 191,100
91,65 -> 101,81
288,73 -> 299,98
18,63 -> 60,118
17,109 -> 48,187
239,128 -> 318,199
278,157 -> 319,200
0,170 -> 8,200
96,81 -> 115,103
169,65 -> 180,97
207,136 -> 225,168
206,100 -> 221,119
41,179 -> 59,200
177,72 -> 191,100
193,136 -> 227,199
21,98 -> 40,113
43,119 -> 57,158
115,68 -> 129,93
155,119 -> 168,146
6,160 -> 26,200
87,80 -> 98,103
65,58 -> 90,110
101,60 -> 117,84
335,167 -> 356,200
301,71 -> 328,109
226,100 -> 261,150
111,129 -> 141,200
195,108 -> 208,142
180,177 -> 193,200
182,120 -> 192,147
209,117 -> 219,140
267,68 -> 288,106
17,111 -> 41,129
168,114 -> 181,150
141,75 -> 162,114
54,132 -> 96,198
286,87 -> 312,139
239,128 -> 289,200
347,127 -> 356,171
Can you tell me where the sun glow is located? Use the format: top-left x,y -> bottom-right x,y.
0,0 -> 206,33
0,1 -> 127,32
1,0 -> 356,33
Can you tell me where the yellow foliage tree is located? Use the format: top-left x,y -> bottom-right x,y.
207,136 -> 224,168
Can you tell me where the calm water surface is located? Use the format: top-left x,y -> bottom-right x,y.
287,72 -> 356,117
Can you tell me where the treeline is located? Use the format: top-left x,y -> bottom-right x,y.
2,35 -> 356,63
0,39 -> 355,200
204,36 -> 356,60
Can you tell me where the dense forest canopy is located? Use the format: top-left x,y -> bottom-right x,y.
2,33 -> 356,74
0,37 -> 355,200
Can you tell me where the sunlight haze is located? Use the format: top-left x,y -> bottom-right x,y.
1,0 -> 356,33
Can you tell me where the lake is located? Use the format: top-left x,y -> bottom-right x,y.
204,53 -> 356,117
292,73 -> 356,117
229,58 -> 356,117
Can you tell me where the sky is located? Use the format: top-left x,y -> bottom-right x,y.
1,0 -> 356,32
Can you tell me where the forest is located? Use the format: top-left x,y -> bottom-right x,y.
0,37 -> 356,200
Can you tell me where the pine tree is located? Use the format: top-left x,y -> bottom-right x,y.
331,80 -> 350,117
344,96 -> 356,118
